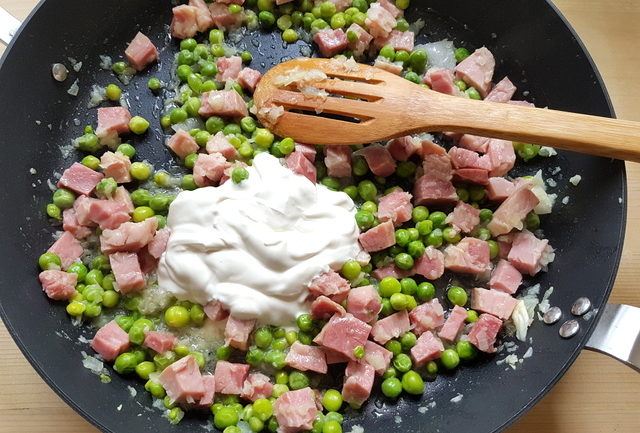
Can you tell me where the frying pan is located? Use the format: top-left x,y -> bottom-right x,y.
0,0 -> 638,432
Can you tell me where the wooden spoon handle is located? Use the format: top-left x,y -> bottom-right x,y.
423,93 -> 640,162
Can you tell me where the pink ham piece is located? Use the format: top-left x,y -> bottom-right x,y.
273,388 -> 317,432
88,200 -> 130,230
314,29 -> 348,57
313,313 -> 372,360
100,218 -> 157,254
323,347 -> 350,364
236,68 -> 262,92
159,355 -> 205,404
444,237 -> 491,274
47,231 -> 83,270
445,201 -> 480,234
199,90 -> 248,118
189,0 -> 214,32
438,306 -> 468,341
58,162 -> 104,196
124,32 -> 158,72
216,56 -> 242,83
370,310 -> 410,344
214,361 -> 250,395
204,299 -> 229,321
137,246 -> 158,275
468,313 -> 503,353
413,246 -> 445,280
112,186 -> 134,214
487,184 -> 540,236
91,321 -> 130,362
409,299 -> 444,335
346,23 -> 373,56
209,3 -> 244,30
420,137 -> 447,156
206,132 -> 237,159
324,146 -> 352,178
425,67 -> 459,96
171,5 -> 199,39
410,331 -> 444,367
365,3 -> 396,39
378,0 -> 402,17
311,296 -> 346,320
39,270 -> 77,300
166,130 -> 199,159
224,316 -> 255,350
413,174 -> 458,205
387,136 -> 420,161
471,288 -> 518,320
72,195 -> 95,226
459,134 -> 490,153
285,341 -> 328,374
486,139 -> 516,177
372,263 -> 412,280
363,341 -> 392,375
295,143 -> 316,162
241,373 -> 273,402
96,106 -> 132,147
454,47 -> 495,97
489,260 -> 522,294
449,147 -> 491,170
377,189 -> 412,226
347,285 -> 382,323
308,270 -> 350,302
285,151 -> 317,184
355,145 -> 396,177
62,209 -> 92,239
143,331 -> 178,354
110,252 -> 146,294
486,177 -> 515,201
342,360 -> 375,407
485,77 -> 517,103
100,151 -> 131,184
193,153 -> 229,187
373,30 -> 414,52
148,228 -> 170,259
358,220 -> 396,252
198,375 -> 216,408
453,168 -> 489,185
373,57 -> 403,75
508,231 -> 554,276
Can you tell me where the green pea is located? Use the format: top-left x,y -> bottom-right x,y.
322,389 -> 343,412
102,290 -> 120,308
128,318 -> 154,345
165,305 -> 190,328
447,286 -> 468,306
407,240 -> 425,258
357,180 -> 377,201
379,45 -> 396,61
487,240 -> 499,259
526,211 -> 540,230
378,277 -> 400,298
45,203 -> 62,220
134,361 -> 156,380
115,316 -> 135,332
404,71 -> 421,84
416,282 -> 435,302
342,185 -> 358,200
443,227 -> 461,244
215,406 -> 240,430
66,301 -> 85,316
325,412 -> 343,425
96,177 -> 117,198
476,227 -> 491,241
320,1 -> 336,18
426,228 -> 443,247
393,353 -> 412,372
320,177 -> 340,190
395,17 -> 409,31
479,208 -> 493,222
394,253 -> 414,270
454,47 -> 470,63
296,314 -> 313,332
395,160 -> 416,178
129,116 -> 150,135
351,157 -> 368,177
154,351 -> 177,371
466,310 -> 479,323
289,371 -> 310,390
353,345 -> 365,359
323,421 -> 342,433
181,175 -> 198,191
381,376 -> 402,398
401,370 -> 424,394
144,380 -> 166,398
455,340 -> 478,361
130,189 -> 150,207
112,61 -> 126,74
259,10 -> 276,27
466,87 -> 481,100
340,260 -> 361,280
132,206 -> 155,222
83,269 -> 102,286
52,188 -> 75,209
189,304 -> 205,325
176,65 -> 193,82
441,348 -> 460,369
354,210 -> 374,230
216,345 -> 232,361
428,211 -> 447,228
409,49 -> 427,73
114,352 -> 138,374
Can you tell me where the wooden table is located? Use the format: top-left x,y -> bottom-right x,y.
1,0 -> 638,432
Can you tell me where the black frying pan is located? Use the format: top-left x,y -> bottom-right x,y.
0,0 -> 629,432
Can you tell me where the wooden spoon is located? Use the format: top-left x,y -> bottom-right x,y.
253,57 -> 640,162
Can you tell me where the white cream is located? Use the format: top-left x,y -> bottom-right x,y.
157,153 -> 361,326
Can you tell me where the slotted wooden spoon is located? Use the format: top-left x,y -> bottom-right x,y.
253,57 -> 640,162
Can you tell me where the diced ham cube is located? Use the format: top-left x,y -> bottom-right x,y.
467,313 -> 503,353
373,30 -> 414,52
311,295 -> 346,320
378,0 -> 402,17
420,137 -> 447,156
486,139 -> 516,177
193,153 -> 230,187
100,218 -> 158,254
489,260 -> 522,294
241,373 -> 273,402
216,56 -> 242,83
214,361 -> 250,395
449,147 -> 491,170
124,32 -> 158,72
189,0 -> 214,32
370,310 -> 410,344
323,347 -> 350,364
365,3 -> 396,39
443,237 -> 491,274
347,285 -> 381,323
413,175 -> 458,206
454,47 -> 495,97
143,331 -> 178,354
199,90 -> 248,118
47,231 -> 83,270
410,331 -> 444,367
62,209 -> 92,239
166,130 -> 199,159
39,270 -> 77,300
236,68 -> 262,92
346,23 -> 373,56
209,3 -> 244,30
387,136 -> 420,161
110,251 -> 146,294
224,316 -> 255,351
342,360 -> 375,407
285,341 -> 328,374
377,189 -> 412,226
471,288 -> 518,320
459,134 -> 490,153
354,145 -> 396,177
285,151 -> 317,184
453,168 -> 489,185
90,320 -> 130,362
112,186 -> 134,214
363,341 -> 392,375
486,177 -> 515,201
425,67 -> 460,96
324,146 -> 352,178
148,228 -> 170,259
438,306 -> 468,341
445,201 -> 480,234
198,375 -> 216,408
88,199 -> 131,230
487,184 -> 540,236
313,313 -> 372,360
204,299 -> 230,321
137,246 -> 158,275
308,270 -> 350,302
422,153 -> 454,181
159,355 -> 205,404
485,77 -> 517,103
171,5 -> 199,39
313,29 -> 348,57
206,132 -> 237,159
72,195 -> 96,226
57,162 -> 104,196
100,151 -> 131,184
96,107 -> 132,147
295,143 -> 316,162
412,246 -> 445,280
373,57 -> 403,75
371,263 -> 412,280
409,299 -> 444,335
508,231 -> 554,276
358,220 -> 396,252
273,388 -> 317,432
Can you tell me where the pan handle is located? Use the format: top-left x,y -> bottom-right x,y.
584,303 -> 640,372
0,7 -> 21,46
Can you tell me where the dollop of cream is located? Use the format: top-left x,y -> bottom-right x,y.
157,153 -> 361,325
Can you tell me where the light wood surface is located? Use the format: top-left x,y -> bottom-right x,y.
1,1 -> 638,432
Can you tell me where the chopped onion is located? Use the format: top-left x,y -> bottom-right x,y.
416,40 -> 456,70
